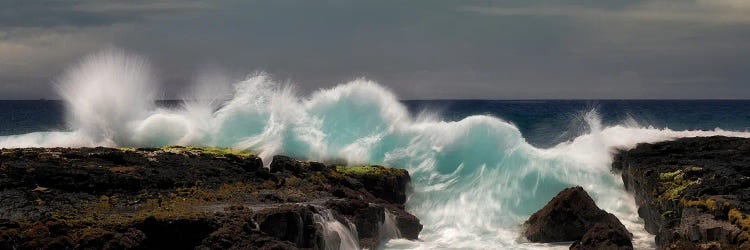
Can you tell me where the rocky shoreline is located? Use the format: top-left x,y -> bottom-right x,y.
6,136 -> 748,249
521,136 -> 750,250
0,146 -> 422,249
613,136 -> 750,249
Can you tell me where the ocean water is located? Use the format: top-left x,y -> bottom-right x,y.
5,100 -> 749,147
2,49 -> 750,249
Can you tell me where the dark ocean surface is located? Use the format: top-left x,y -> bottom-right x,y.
4,100 -> 748,148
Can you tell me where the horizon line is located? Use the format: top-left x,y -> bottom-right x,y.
3,98 -> 750,102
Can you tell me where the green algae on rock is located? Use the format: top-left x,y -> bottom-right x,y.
159,145 -> 255,158
613,136 -> 750,249
0,147 -> 421,249
336,165 -> 407,177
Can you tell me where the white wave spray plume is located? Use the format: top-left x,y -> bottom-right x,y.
3,49 -> 750,249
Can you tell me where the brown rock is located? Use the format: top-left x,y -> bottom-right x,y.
523,186 -> 633,249
523,186 -> 608,242
570,213 -> 633,250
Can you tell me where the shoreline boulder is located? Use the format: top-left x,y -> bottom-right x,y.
570,213 -> 634,250
523,186 -> 633,249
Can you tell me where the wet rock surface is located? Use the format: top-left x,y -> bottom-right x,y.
0,146 -> 422,249
523,186 -> 633,249
570,213 -> 634,250
613,136 -> 750,249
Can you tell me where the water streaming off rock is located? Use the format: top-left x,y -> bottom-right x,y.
314,209 -> 361,250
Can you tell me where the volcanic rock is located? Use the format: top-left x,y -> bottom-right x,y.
570,213 -> 634,250
613,136 -> 750,249
0,146 -> 422,249
523,186 -> 632,249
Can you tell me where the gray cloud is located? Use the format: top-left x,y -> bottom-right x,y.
1,0 -> 749,99
0,0 -> 209,28
461,0 -> 750,24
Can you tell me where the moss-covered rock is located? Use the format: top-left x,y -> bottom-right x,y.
0,147 -> 421,249
613,136 -> 750,249
160,145 -> 255,158
337,165 -> 410,204
336,165 -> 407,177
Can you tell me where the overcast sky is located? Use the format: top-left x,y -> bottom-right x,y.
2,0 -> 750,99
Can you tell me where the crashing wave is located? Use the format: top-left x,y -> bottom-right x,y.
3,49 -> 750,249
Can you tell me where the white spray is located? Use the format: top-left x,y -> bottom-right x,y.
3,49 -> 750,249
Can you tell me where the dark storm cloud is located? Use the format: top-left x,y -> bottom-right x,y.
0,0 -> 208,28
0,1 -> 123,28
1,0 -> 749,99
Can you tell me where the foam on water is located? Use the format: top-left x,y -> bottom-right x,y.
3,49 -> 750,249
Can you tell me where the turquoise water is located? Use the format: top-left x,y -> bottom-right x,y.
2,50 -> 750,249
5,99 -> 750,146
